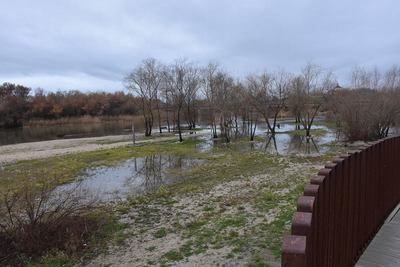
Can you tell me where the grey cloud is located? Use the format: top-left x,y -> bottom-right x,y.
0,0 -> 399,91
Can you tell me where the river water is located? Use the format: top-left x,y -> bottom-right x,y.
0,121 -> 139,146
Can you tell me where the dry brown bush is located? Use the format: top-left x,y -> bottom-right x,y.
0,180 -> 102,266
330,89 -> 400,141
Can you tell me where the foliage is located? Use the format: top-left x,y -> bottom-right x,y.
0,83 -> 140,128
0,82 -> 31,127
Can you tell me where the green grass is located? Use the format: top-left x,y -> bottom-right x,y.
254,191 -> 279,211
162,250 -> 184,262
216,214 -> 247,230
153,228 -> 168,238
262,184 -> 306,258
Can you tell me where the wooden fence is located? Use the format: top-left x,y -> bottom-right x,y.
281,136 -> 400,266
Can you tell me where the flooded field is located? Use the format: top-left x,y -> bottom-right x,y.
53,119 -> 340,204
59,155 -> 205,201
196,121 -> 338,155
0,118 -> 346,266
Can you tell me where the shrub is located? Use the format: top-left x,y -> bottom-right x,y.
331,89 -> 400,141
0,179 -> 103,266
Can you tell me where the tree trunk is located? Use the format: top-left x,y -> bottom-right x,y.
234,115 -> 238,135
177,106 -> 183,142
250,119 -> 257,141
132,124 -> 136,144
157,102 -> 162,134
192,102 -> 197,129
166,108 -> 171,133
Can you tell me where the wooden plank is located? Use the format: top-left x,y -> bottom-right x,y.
356,204 -> 400,267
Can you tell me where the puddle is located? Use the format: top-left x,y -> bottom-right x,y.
57,155 -> 205,202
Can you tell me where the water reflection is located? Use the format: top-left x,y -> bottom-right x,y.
57,155 -> 205,201
195,121 -> 338,155
261,128 -> 335,155
264,134 -> 278,154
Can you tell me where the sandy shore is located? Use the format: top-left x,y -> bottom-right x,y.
0,132 -> 200,164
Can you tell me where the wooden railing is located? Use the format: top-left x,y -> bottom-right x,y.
282,136 -> 400,267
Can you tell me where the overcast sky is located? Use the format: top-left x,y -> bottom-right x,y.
0,0 -> 399,91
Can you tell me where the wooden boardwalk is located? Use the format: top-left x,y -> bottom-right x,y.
356,204 -> 400,267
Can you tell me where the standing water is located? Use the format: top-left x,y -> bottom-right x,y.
57,155 -> 205,202
195,121 -> 338,155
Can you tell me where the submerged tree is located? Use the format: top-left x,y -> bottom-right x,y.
214,72 -> 235,142
164,60 -> 200,142
289,63 -> 336,138
125,58 -> 163,136
202,63 -> 220,138
246,71 -> 289,135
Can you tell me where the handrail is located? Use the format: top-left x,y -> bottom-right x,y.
281,136 -> 400,266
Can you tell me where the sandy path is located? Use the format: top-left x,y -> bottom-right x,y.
0,132 -> 201,164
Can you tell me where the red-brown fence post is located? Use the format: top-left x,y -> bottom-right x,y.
282,235 -> 307,267
281,136 -> 400,266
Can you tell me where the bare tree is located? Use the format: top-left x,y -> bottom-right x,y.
122,58 -> 400,143
228,81 -> 245,136
246,71 -> 289,135
246,72 -> 273,134
184,74 -> 199,130
291,63 -> 336,138
164,60 -> 200,142
351,66 -> 382,90
163,84 -> 172,133
287,76 -> 305,126
213,72 -> 235,142
383,65 -> 400,90
333,88 -> 399,140
329,65 -> 400,141
125,58 -> 163,136
202,63 -> 220,138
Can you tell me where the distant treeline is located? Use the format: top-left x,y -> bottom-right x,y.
0,82 -> 139,128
